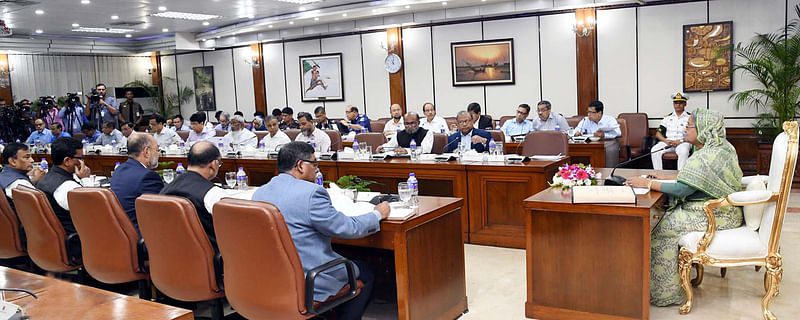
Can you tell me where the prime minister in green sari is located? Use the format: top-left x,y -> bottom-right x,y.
627,108 -> 743,306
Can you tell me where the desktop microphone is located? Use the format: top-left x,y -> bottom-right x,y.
353,178 -> 400,204
604,145 -> 669,186
441,135 -> 461,154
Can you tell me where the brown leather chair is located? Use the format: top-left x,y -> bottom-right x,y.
566,115 -> 583,129
431,133 -> 448,154
376,117 -> 391,123
285,129 -> 301,141
617,113 -> 650,158
135,194 -> 225,319
488,130 -> 505,144
325,130 -> 343,151
0,192 -> 26,259
498,116 -> 515,128
212,199 -> 361,319
370,120 -> 385,133
616,118 -> 630,162
71,132 -> 86,142
12,187 -> 81,273
67,188 -> 149,298
254,131 -> 269,143
353,133 -> 387,153
445,117 -> 457,130
176,131 -> 190,141
520,131 -> 569,156
215,129 -> 227,137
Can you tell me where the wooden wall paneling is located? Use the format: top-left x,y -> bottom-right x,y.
0,54 -> 12,103
575,8 -> 598,116
387,27 -> 407,113
251,44 -> 267,116
151,53 -> 164,113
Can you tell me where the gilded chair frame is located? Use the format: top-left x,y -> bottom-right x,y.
677,121 -> 798,320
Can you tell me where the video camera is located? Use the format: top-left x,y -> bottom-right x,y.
65,92 -> 81,107
38,95 -> 56,110
88,88 -> 105,104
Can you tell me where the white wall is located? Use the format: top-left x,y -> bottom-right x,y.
263,42 -> 287,114
361,31 -> 391,120
175,52 -> 203,116
403,27 -> 435,114
540,13 -> 578,116
232,47 -> 256,117
597,7 -> 637,117
202,49 -> 237,116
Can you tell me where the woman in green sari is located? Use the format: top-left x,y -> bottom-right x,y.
627,108 -> 743,306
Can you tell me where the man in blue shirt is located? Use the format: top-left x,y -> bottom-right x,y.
58,103 -> 86,134
446,111 -> 493,153
26,119 -> 54,144
338,105 -> 371,134
48,123 -> 71,143
500,104 -> 535,141
81,123 -> 101,143
86,83 -> 118,129
531,100 -> 570,132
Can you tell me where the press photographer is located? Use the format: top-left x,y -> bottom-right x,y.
0,98 -> 34,142
58,92 -> 86,134
86,83 -> 118,129
36,96 -> 63,127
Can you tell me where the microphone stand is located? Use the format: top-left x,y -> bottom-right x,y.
604,146 -> 669,186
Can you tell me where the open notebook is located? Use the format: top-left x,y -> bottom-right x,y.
328,184 -> 415,220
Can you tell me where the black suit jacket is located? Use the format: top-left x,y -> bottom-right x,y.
477,115 -> 493,130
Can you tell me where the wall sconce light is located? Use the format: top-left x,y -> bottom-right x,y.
245,49 -> 260,68
573,14 -> 595,38
379,40 -> 397,54
147,67 -> 156,75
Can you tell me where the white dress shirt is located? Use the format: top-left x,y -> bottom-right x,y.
531,113 -> 570,132
259,130 -> 292,150
203,186 -> 229,214
575,114 -> 621,139
187,126 -> 216,145
420,116 -> 448,134
4,179 -> 35,199
295,128 -> 332,152
225,129 -> 258,148
95,129 -> 127,146
54,177 -> 83,211
383,118 -> 405,139
153,127 -> 183,147
382,129 -> 433,154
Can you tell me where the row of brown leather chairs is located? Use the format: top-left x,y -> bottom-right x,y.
1,185 -> 360,319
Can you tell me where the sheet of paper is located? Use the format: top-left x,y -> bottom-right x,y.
388,203 -> 415,220
633,187 -> 649,195
356,192 -> 381,202
572,186 -> 636,204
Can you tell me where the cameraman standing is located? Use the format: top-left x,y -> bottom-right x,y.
86,83 -> 118,129
58,93 -> 86,134
37,97 -> 63,127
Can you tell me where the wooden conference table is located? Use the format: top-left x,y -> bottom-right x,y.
523,168 -> 670,320
48,153 -> 567,249
0,266 -> 192,319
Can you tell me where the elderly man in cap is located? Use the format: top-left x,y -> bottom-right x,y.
651,92 -> 692,170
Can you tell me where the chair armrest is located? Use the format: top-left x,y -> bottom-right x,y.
137,238 -> 149,273
305,257 -> 358,315
65,233 -> 82,266
642,136 -> 654,155
213,253 -> 224,292
727,190 -> 777,206
741,175 -> 768,187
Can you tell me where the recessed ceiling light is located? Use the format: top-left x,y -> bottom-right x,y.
81,0 -> 90,4
162,28 -> 169,32
35,9 -> 44,15
442,2 -> 447,5
268,24 -> 273,28
216,36 -> 221,38
371,9 -> 377,13
405,5 -> 410,9
72,27 -> 135,33
247,14 -> 255,18
72,23 -> 80,27
288,21 -> 294,25
35,29 -> 43,33
158,6 -> 167,11
201,38 -> 207,41
314,17 -> 319,21
202,21 -> 210,26
111,15 -> 119,20
341,13 -> 347,17
232,32 -> 237,35
125,34 -> 132,38
152,11 -> 222,21
298,6 -> 306,11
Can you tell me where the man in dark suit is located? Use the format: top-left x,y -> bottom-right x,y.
446,111 -> 493,153
467,102 -> 493,130
110,132 -> 164,232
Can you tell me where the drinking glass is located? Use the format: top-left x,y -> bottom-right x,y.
162,169 -> 175,184
495,142 -> 504,155
398,182 -> 412,208
344,187 -> 359,203
225,172 -> 237,189
89,174 -> 97,186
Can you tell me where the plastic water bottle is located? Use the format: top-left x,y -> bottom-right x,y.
236,167 -> 248,190
315,171 -> 324,186
495,123 -> 501,130
40,158 -> 48,173
409,140 -> 417,160
310,135 -> 317,151
175,163 -> 185,175
111,138 -> 117,148
554,122 -> 561,132
488,138 -> 496,155
15,138 -> 20,143
360,127 -> 367,133
258,142 -> 266,152
407,173 -> 419,208
179,141 -> 186,153
352,139 -> 359,151
441,128 -> 446,134
81,138 -> 88,150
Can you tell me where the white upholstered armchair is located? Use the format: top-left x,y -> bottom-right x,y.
676,121 -> 798,320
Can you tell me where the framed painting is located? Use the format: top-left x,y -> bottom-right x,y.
192,66 -> 216,111
451,39 -> 515,86
300,53 -> 344,102
683,21 -> 733,92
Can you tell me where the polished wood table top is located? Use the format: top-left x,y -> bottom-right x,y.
0,266 -> 192,320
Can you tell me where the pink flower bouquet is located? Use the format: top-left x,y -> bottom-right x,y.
549,163 -> 600,189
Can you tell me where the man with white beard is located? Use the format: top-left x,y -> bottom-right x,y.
224,114 -> 258,149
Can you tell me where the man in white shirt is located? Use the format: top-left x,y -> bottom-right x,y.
383,103 -> 404,139
295,112 -> 331,152
214,112 -> 231,132
1,143 -> 45,201
186,112 -> 216,146
225,114 -> 258,149
95,121 -> 127,146
36,137 -> 91,235
259,116 -> 292,150
379,112 -> 433,154
150,114 -> 183,147
651,92 -> 693,170
171,114 -> 191,131
574,100 -> 621,166
420,102 -> 448,134
531,100 -> 570,132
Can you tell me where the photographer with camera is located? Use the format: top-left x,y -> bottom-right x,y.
86,83 -> 118,130
36,96 -> 63,127
58,92 -> 86,134
0,98 -> 35,143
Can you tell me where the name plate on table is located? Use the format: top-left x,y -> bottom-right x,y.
571,186 -> 636,204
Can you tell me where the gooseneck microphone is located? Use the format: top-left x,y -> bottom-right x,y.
604,145 -> 669,186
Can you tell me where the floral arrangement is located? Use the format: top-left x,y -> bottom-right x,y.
549,163 -> 600,189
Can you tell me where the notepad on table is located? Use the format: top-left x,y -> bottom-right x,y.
572,186 -> 636,204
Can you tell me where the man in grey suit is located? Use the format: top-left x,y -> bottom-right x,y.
252,141 -> 390,319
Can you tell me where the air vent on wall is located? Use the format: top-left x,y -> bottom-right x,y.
110,21 -> 146,27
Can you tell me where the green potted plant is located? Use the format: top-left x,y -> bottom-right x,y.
325,175 -> 373,192
728,4 -> 800,141
123,77 -> 193,118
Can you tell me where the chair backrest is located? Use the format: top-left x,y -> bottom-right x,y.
68,188 -> 145,284
617,113 -> 649,151
176,131 -> 189,141
12,187 -> 78,272
213,198 -> 307,319
444,117 -> 457,130
254,131 -> 268,142
353,133 -> 387,153
71,132 -> 86,141
0,193 -> 25,258
215,129 -> 227,137
135,194 -> 223,301
520,131 -> 569,156
376,117 -> 391,123
566,115 -> 582,128
284,129 -> 301,141
759,121 -> 799,249
616,118 -> 629,160
325,130 -> 343,151
431,133 -> 447,154
370,120 -> 385,133
488,130 -> 505,144
498,116 -> 515,128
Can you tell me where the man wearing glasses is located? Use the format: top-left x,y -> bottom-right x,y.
500,104 -> 535,142
531,100 -> 570,132
338,105 -> 372,134
252,141 -> 390,320
110,133 -> 163,233
378,112 -> 433,154
446,111 -> 493,153
574,100 -> 621,166
25,119 -> 54,144
36,137 -> 92,237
